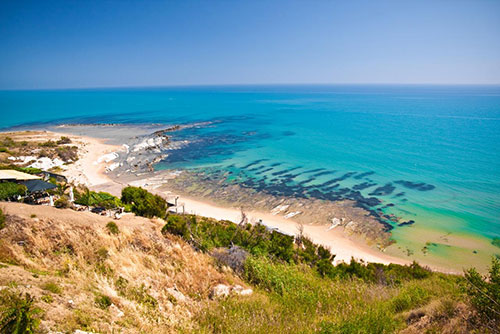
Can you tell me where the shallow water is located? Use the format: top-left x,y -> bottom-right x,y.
1,85 -> 500,257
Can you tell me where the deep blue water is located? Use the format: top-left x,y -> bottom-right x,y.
1,85 -> 499,241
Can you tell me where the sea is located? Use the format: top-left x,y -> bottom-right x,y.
1,85 -> 499,265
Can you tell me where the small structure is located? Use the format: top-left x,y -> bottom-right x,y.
0,169 -> 57,205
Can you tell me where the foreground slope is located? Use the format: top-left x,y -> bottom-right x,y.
0,203 -> 243,333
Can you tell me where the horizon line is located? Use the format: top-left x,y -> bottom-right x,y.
2,82 -> 500,92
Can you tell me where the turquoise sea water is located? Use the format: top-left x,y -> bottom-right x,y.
1,85 -> 499,243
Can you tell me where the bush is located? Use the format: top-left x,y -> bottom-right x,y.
94,294 -> 112,309
106,221 -> 119,235
0,182 -> 26,201
54,196 -> 70,209
0,292 -> 41,333
38,140 -> 57,147
75,188 -> 121,209
0,137 -> 15,148
121,186 -> 166,218
464,257 -> 500,329
0,208 -> 5,230
56,136 -> 71,145
56,146 -> 78,162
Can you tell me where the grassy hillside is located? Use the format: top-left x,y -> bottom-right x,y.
0,203 -> 498,333
0,203 -> 243,333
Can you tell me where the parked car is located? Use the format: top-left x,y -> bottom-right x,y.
91,207 -> 107,215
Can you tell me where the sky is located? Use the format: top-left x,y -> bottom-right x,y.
1,0 -> 500,89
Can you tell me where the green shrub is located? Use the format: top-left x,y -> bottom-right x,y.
38,140 -> 57,147
0,292 -> 41,333
463,257 -> 500,328
40,295 -> 53,304
96,247 -> 109,261
56,136 -> 72,145
106,221 -> 119,235
0,182 -> 26,201
94,294 -> 112,309
17,167 -> 41,175
75,188 -> 121,209
0,208 -> 5,230
121,186 -> 166,218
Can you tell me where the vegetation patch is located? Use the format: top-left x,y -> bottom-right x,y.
42,281 -> 62,294
106,221 -> 119,235
162,213 -> 431,284
94,294 -> 112,309
0,182 -> 27,201
121,186 -> 167,218
0,291 -> 42,333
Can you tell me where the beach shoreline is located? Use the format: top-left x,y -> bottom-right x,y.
1,126 -> 490,274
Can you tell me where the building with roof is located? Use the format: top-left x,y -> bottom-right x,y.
0,169 -> 56,194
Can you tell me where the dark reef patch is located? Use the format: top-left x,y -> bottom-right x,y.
271,166 -> 302,176
248,165 -> 266,172
312,170 -> 336,177
255,167 -> 274,175
398,220 -> 415,227
330,172 -> 357,183
302,168 -> 325,174
394,180 -> 435,191
353,182 -> 377,191
353,171 -> 375,180
241,159 -> 269,169
369,183 -> 396,196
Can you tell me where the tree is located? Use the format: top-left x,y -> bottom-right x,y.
121,186 -> 166,218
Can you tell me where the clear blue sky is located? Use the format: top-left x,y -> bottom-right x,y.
1,0 -> 500,89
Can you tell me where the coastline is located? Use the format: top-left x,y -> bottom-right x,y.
73,135 -> 409,268
2,126 -> 494,274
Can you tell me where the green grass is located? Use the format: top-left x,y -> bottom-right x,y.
41,282 -> 61,294
193,256 -> 459,334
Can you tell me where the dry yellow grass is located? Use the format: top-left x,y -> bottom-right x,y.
0,202 -> 244,333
